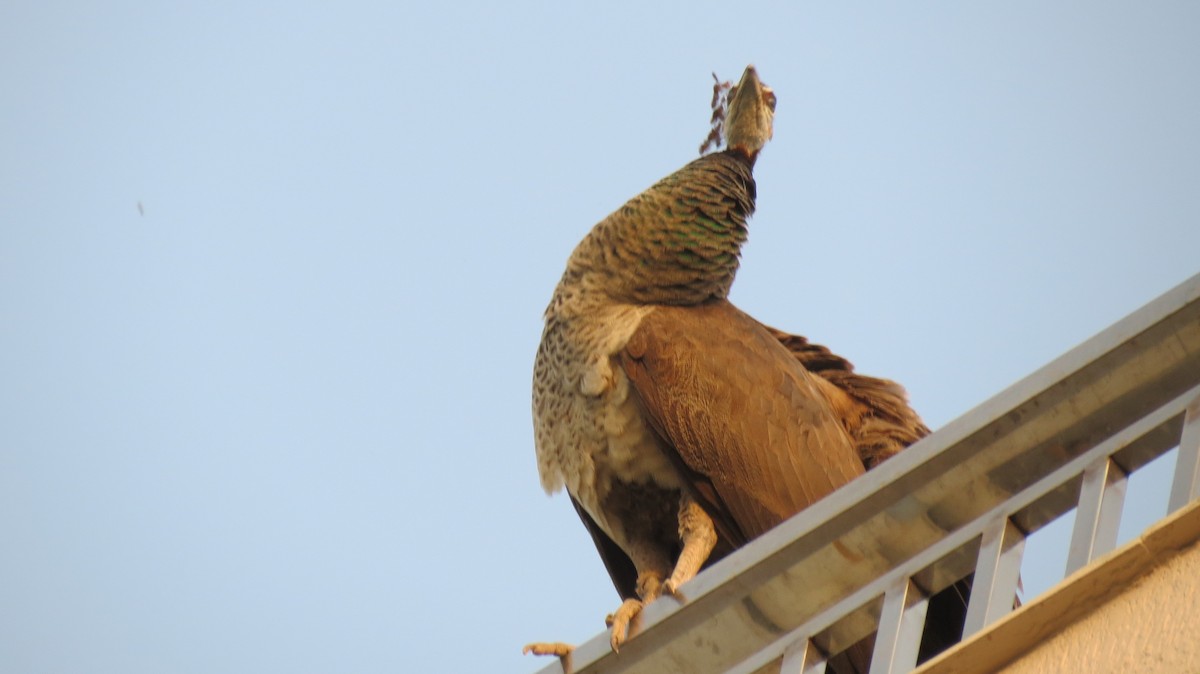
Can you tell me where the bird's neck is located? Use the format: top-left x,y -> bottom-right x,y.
560,151 -> 756,309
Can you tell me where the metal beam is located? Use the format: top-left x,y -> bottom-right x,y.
717,383 -> 1198,674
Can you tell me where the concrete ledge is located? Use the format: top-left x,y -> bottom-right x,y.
917,499 -> 1200,674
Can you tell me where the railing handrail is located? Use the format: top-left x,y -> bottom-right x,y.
534,272 -> 1200,674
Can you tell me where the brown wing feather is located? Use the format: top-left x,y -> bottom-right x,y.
761,324 -> 931,468
619,300 -> 865,542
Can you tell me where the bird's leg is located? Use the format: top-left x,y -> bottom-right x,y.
607,499 -> 717,650
662,494 -> 717,597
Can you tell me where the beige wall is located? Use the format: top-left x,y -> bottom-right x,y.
1001,538 -> 1200,674
918,501 -> 1200,674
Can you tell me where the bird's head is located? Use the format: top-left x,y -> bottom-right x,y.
723,66 -> 776,160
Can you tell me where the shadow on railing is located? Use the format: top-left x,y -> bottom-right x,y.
534,272 -> 1200,674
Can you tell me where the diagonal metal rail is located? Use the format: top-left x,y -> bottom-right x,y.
534,272 -> 1200,674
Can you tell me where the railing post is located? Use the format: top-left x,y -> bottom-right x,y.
1168,398 -> 1200,512
963,517 -> 1025,637
869,579 -> 928,674
780,639 -> 827,674
1065,457 -> 1127,574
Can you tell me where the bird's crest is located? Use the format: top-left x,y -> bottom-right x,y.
699,74 -> 735,156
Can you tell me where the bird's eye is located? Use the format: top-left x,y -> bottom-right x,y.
763,90 -> 777,112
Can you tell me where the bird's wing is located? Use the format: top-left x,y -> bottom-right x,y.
618,299 -> 866,544
609,304 -> 971,667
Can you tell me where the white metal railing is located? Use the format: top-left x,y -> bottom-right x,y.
533,272 -> 1200,674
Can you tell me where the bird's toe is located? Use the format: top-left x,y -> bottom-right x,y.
606,598 -> 644,652
522,642 -> 574,657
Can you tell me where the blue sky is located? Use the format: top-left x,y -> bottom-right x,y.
2,3 -> 1199,673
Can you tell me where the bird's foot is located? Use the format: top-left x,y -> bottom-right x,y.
522,642 -> 574,657
604,598 -> 644,652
